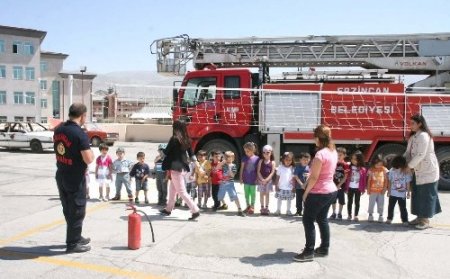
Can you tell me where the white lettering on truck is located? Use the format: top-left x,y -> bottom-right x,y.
226,107 -> 239,119
336,87 -> 390,93
330,105 -> 395,114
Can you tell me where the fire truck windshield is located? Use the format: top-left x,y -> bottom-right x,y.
181,77 -> 217,107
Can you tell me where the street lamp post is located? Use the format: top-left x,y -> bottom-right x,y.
80,66 -> 87,104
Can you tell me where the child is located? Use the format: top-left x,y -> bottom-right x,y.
95,143 -> 113,202
344,150 -> 367,221
130,152 -> 151,204
154,144 -> 168,206
367,154 -> 388,222
217,151 -> 245,217
293,152 -> 311,216
274,152 -> 295,216
195,150 -> 211,209
330,147 -> 349,220
111,147 -> 133,202
257,145 -> 276,215
386,155 -> 411,225
240,142 -> 259,215
210,150 -> 227,210
183,161 -> 197,207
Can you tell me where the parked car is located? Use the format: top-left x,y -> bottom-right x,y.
0,122 -> 54,152
82,123 -> 119,147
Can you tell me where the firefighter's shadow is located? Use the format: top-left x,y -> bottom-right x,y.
0,245 -> 67,260
239,248 -> 297,266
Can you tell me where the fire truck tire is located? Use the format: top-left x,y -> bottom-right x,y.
201,139 -> 240,164
371,144 -> 406,168
436,147 -> 450,191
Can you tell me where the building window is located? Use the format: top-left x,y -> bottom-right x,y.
25,92 -> 35,105
26,116 -> 35,122
52,80 -> 60,118
0,40 -> 4,53
13,66 -> 23,80
41,117 -> 47,124
25,67 -> 35,81
14,116 -> 23,122
40,61 -> 48,72
0,116 -> 6,123
40,80 -> 47,90
0,91 -> 6,104
13,41 -> 22,54
41,98 -> 47,108
14,91 -> 24,104
23,42 -> 34,55
0,65 -> 5,78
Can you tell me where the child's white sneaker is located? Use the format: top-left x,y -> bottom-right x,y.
378,216 -> 384,223
368,215 -> 374,222
274,210 -> 281,216
286,211 -> 293,216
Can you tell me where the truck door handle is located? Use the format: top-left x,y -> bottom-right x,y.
180,115 -> 192,123
214,114 -> 220,123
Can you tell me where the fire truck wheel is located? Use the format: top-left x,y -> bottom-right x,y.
371,143 -> 406,168
201,139 -> 240,165
436,147 -> 450,191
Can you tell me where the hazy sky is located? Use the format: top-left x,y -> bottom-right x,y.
1,0 -> 449,74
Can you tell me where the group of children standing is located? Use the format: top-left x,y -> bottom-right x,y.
328,147 -> 412,225
89,141 -> 411,224
89,143 -> 168,205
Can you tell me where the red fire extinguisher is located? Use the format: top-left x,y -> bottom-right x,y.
127,205 -> 155,250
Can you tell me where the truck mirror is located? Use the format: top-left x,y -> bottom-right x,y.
172,88 -> 178,103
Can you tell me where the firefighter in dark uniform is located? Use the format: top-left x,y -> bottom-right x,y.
54,103 -> 94,253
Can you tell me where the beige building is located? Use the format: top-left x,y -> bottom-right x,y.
0,25 -> 96,123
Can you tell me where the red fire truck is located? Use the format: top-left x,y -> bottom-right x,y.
151,33 -> 450,189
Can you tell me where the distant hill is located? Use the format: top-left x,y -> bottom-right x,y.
92,71 -> 180,99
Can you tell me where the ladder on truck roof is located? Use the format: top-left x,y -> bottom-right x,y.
276,69 -> 395,83
150,32 -> 450,84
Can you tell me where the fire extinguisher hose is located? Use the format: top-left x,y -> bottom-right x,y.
136,209 -> 155,243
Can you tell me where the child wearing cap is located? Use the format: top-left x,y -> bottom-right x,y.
154,143 -> 168,206
112,147 -> 133,202
256,145 -> 276,215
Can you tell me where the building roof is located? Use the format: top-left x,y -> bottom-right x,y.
41,51 -> 69,59
0,25 -> 46,42
59,71 -> 97,79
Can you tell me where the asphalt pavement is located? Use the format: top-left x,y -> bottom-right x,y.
0,141 -> 449,279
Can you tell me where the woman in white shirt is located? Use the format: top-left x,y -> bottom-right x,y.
405,114 -> 441,229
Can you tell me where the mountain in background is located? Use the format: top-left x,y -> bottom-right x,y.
92,71 -> 180,99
